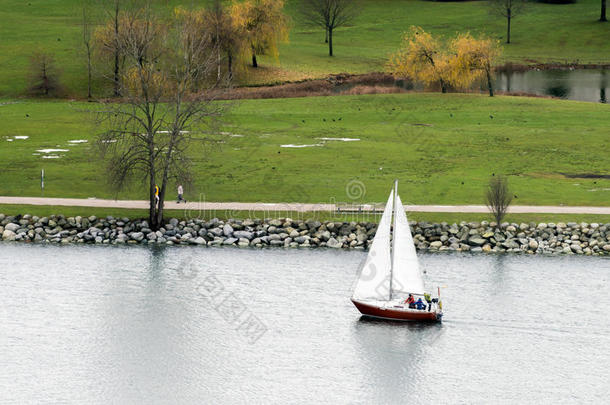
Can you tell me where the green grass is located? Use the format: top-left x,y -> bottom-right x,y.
1,204 -> 609,225
0,93 -> 609,206
0,0 -> 608,96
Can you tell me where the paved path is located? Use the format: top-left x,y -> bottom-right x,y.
1,196 -> 609,215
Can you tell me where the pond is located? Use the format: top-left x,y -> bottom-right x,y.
495,68 -> 609,103
1,244 -> 609,403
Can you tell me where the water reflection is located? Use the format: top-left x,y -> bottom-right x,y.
495,68 -> 609,103
600,69 -> 607,103
353,317 -> 444,403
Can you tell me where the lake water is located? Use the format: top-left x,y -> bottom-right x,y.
496,68 -> 609,103
1,244 -> 609,403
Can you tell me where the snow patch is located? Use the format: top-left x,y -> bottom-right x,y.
317,137 -> 360,142
14,136 -> 29,140
42,155 -> 61,159
37,148 -> 69,153
68,139 -> 88,144
280,144 -> 324,148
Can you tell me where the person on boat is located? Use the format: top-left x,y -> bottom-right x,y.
415,298 -> 426,310
424,292 -> 432,311
404,294 -> 415,308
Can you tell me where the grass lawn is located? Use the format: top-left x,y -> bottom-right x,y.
0,0 -> 608,96
0,93 -> 608,206
1,204 -> 609,225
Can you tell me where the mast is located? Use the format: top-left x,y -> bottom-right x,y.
389,179 -> 398,300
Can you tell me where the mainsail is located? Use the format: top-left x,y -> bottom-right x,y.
351,190 -> 394,301
391,194 -> 425,296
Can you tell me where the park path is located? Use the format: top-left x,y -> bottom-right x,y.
1,196 -> 609,215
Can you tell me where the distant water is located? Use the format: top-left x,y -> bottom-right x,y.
495,68 -> 609,103
1,244 -> 609,403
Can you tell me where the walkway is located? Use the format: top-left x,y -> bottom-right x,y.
1,196 -> 609,215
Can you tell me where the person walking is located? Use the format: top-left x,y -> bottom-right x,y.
154,184 -> 160,207
177,184 -> 186,204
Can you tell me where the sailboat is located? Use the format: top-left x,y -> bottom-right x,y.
351,181 -> 443,322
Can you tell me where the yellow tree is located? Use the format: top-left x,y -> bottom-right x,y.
231,0 -> 290,68
387,26 -> 452,93
452,34 -> 502,97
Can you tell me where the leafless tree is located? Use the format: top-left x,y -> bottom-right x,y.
96,5 -> 228,230
489,0 -> 527,44
82,0 -> 95,99
486,175 -> 513,224
28,52 -> 62,96
300,0 -> 359,56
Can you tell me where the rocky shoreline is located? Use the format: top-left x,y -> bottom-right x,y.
1,213 -> 610,255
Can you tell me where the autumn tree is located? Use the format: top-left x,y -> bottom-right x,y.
97,6 -> 226,230
231,0 -> 290,68
489,0 -> 527,44
28,52 -> 62,96
452,34 -> 502,97
387,26 -> 452,93
486,175 -> 512,224
300,0 -> 359,57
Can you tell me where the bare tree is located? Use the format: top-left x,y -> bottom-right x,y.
601,0 -> 607,22
489,0 -> 527,44
486,175 -> 513,224
300,0 -> 359,56
97,5 -> 227,230
28,52 -> 62,96
82,0 -> 95,100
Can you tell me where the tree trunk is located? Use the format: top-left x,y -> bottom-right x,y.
325,27 -> 328,43
486,70 -> 494,97
439,78 -> 447,93
252,53 -> 258,68
149,178 -> 157,230
86,45 -> 92,100
601,0 -> 608,22
155,186 -> 165,229
228,50 -> 233,81
328,28 -> 333,57
113,4 -> 120,96
506,9 -> 511,44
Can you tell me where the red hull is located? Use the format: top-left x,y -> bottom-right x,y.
351,299 -> 441,322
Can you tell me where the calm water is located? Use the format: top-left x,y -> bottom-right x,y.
1,244 -> 609,403
495,69 -> 609,103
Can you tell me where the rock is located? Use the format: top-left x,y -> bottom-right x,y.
430,241 -> 443,248
2,229 -> 16,241
305,220 -> 321,230
268,219 -> 282,227
233,230 -> 253,240
482,231 -> 494,238
529,240 -> 539,250
209,227 -> 223,237
146,232 -> 157,241
4,223 -> 19,232
223,224 -> 234,237
468,237 -> 486,246
603,245 -> 610,252
482,244 -> 492,252
326,237 -> 342,248
223,237 -> 237,245
130,232 -> 144,242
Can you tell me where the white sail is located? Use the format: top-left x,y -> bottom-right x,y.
391,194 -> 425,296
352,190 -> 394,301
